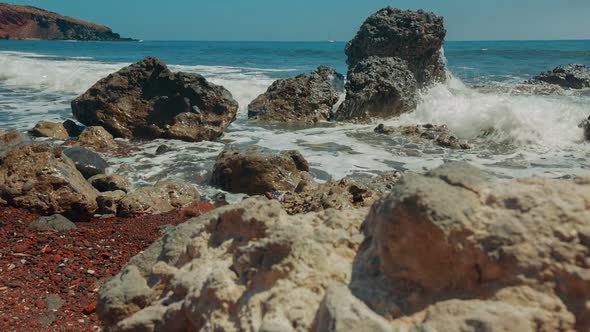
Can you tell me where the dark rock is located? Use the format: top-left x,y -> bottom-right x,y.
63,146 -> 108,179
345,7 -> 447,85
211,146 -> 311,195
71,57 -> 239,142
0,130 -> 29,160
248,66 -> 344,123
29,214 -> 77,231
335,57 -> 418,121
155,144 -> 173,155
29,121 -> 69,139
89,174 -> 130,193
579,116 -> 590,142
531,64 -> 590,89
62,120 -> 83,137
375,123 -> 471,149
0,142 -> 98,220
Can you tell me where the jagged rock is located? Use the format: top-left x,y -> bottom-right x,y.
0,142 -> 98,220
78,126 -> 117,151
97,190 -> 126,215
89,174 -> 130,193
580,116 -> 590,142
63,147 -> 108,179
335,57 -> 417,121
248,66 -> 344,123
118,181 -> 200,217
29,121 -> 69,139
71,57 -> 239,142
211,146 -> 311,195
0,130 -> 29,160
375,123 -> 471,149
353,162 -> 589,331
531,64 -> 590,89
98,198 -> 367,331
29,214 -> 77,231
62,119 -> 84,137
345,7 -> 447,85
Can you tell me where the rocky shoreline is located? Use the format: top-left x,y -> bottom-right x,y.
1,6 -> 589,332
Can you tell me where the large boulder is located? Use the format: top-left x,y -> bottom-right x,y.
71,57 -> 239,142
0,142 -> 98,220
345,7 -> 447,86
118,181 -> 200,217
29,121 -> 69,139
531,64 -> 590,89
211,146 -> 311,195
63,147 -> 108,179
248,66 -> 344,123
335,57 -> 417,121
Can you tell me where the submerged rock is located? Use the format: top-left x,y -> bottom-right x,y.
71,57 -> 239,142
375,123 -> 471,149
29,121 -> 69,139
579,116 -> 590,141
0,142 -> 98,220
78,126 -> 117,152
118,181 -> 200,217
473,81 -> 566,96
211,146 -> 311,195
335,57 -> 417,121
345,7 -> 447,86
248,66 -> 344,123
63,147 -> 108,179
531,64 -> 590,89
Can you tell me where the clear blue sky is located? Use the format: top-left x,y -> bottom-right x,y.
7,0 -> 590,41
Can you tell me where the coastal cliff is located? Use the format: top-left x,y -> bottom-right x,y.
0,3 -> 134,41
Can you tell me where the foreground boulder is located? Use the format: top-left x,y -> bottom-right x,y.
71,57 -> 239,142
211,146 -> 311,195
118,181 -> 200,217
99,162 -> 590,331
29,121 -> 69,139
345,7 -> 447,85
63,147 -> 108,179
248,66 -> 344,123
335,57 -> 417,121
531,64 -> 590,89
0,142 -> 98,220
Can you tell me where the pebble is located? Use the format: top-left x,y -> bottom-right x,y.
7,264 -> 16,271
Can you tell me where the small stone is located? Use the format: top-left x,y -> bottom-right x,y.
29,215 -> 77,232
7,264 -> 15,270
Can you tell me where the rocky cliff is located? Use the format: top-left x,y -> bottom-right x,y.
0,3 -> 133,41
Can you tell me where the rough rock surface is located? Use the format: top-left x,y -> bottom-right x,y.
345,7 -> 447,85
29,121 -> 69,139
0,130 -> 29,160
580,116 -> 590,142
118,182 -> 200,217
63,147 -> 108,179
0,142 -> 98,220
335,57 -> 417,121
0,3 -> 134,41
211,146 -> 311,195
531,64 -> 590,89
98,198 -> 367,332
78,126 -> 117,151
375,123 -> 471,149
248,66 -> 344,123
28,214 -> 77,231
89,174 -> 130,193
97,190 -> 126,215
71,57 -> 239,142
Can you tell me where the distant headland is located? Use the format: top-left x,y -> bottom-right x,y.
0,3 -> 135,41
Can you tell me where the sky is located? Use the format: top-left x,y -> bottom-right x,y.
6,0 -> 590,41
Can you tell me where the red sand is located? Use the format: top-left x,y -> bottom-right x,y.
0,202 -> 216,331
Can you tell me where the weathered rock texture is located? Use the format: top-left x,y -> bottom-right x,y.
89,174 -> 130,193
375,123 -> 471,149
98,198 -> 367,331
211,146 -> 311,195
0,130 -> 29,160
29,120 -> 69,139
99,162 -> 590,332
29,214 -> 77,231
118,181 -> 200,217
0,142 -> 98,220
71,57 -> 239,142
0,3 -> 133,41
248,66 -> 344,123
531,64 -> 590,89
345,7 -> 447,85
78,126 -> 118,151
335,57 -> 417,121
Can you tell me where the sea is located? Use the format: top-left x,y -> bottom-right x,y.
0,40 -> 589,197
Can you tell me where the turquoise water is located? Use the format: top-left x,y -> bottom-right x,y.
0,40 -> 589,192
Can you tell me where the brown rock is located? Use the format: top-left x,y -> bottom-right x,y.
89,174 -> 130,193
118,181 -> 200,217
0,130 -> 29,160
78,126 -> 117,151
29,121 -> 69,139
0,142 -> 98,220
210,146 -> 311,195
71,57 -> 239,142
97,190 -> 126,215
